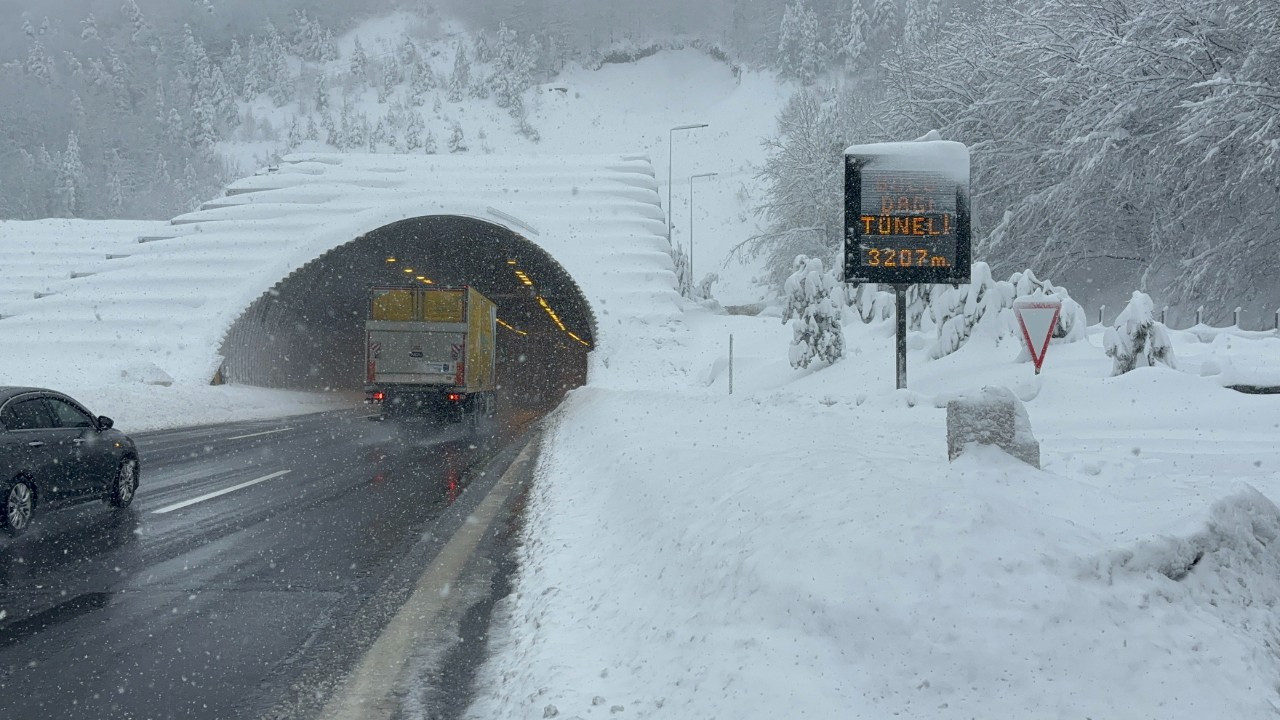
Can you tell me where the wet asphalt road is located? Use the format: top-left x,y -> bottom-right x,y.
0,408 -> 529,719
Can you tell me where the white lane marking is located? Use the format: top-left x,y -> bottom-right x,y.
225,427 -> 294,441
320,438 -> 537,720
152,470 -> 292,515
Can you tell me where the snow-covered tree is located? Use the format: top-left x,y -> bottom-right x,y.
448,121 -> 467,153
928,262 -> 1016,358
55,132 -> 84,216
291,10 -> 338,62
349,37 -> 368,83
490,24 -> 540,112
405,112 -> 424,151
784,255 -> 846,369
777,1 -> 823,85
314,73 -> 330,113
448,43 -> 470,102
840,0 -> 870,71
1104,291 -> 1177,375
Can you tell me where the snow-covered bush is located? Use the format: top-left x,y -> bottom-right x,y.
929,262 -> 1015,359
783,255 -> 845,369
1104,291 -> 1177,375
853,282 -> 893,323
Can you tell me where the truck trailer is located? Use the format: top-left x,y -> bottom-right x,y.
364,285 -> 497,422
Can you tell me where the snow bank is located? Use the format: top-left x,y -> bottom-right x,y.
469,305 -> 1280,719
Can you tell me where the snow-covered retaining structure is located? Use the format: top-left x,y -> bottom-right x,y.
0,153 -> 679,388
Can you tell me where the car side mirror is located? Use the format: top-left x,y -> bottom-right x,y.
98,415 -> 114,430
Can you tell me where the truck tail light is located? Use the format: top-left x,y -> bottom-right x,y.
369,391 -> 385,402
447,393 -> 463,403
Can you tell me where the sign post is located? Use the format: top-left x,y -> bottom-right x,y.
844,140 -> 971,389
1013,297 -> 1062,374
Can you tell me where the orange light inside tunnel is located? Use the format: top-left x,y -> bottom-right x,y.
497,318 -> 528,336
386,257 -> 397,263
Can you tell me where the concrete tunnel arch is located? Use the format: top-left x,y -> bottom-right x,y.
217,215 -> 597,411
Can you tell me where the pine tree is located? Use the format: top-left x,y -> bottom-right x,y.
872,0 -> 896,31
262,22 -> 295,106
314,73 -> 330,113
350,37 -> 368,83
242,35 -> 264,96
107,171 -> 124,216
224,38 -> 245,93
423,129 -> 437,154
841,0 -> 869,71
56,132 -> 84,216
80,14 -> 99,42
287,117 -> 303,149
448,43 -> 470,102
1104,292 -> 1177,375
306,115 -> 319,141
448,121 -> 467,153
165,108 -> 186,149
490,24 -> 540,112
405,112 -> 424,151
783,255 -> 845,369
777,2 -> 822,85
121,0 -> 153,48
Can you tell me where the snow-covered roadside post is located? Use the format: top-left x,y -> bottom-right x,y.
843,136 -> 971,389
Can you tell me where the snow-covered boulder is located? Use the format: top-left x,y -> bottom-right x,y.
946,386 -> 1040,468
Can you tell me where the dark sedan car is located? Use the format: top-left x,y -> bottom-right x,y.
0,387 -> 139,535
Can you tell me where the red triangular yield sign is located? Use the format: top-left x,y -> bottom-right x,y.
1013,299 -> 1062,373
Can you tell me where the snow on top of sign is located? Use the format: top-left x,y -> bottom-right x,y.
844,138 -> 970,182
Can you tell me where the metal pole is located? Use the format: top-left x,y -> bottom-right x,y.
1161,306 -> 1168,325
895,284 -> 908,390
1234,306 -> 1242,327
666,123 -> 708,240
1098,305 -> 1106,326
1196,306 -> 1204,325
729,334 -> 734,395
1274,308 -> 1279,332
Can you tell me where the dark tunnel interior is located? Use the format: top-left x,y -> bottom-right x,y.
218,216 -> 595,418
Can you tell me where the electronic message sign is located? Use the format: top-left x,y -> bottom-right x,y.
843,140 -> 971,285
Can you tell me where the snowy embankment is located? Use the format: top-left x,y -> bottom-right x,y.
0,220 -> 346,430
468,305 -> 1280,719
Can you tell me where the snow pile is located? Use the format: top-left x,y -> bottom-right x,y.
468,303 -> 1280,719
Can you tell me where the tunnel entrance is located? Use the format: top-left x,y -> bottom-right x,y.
219,216 -> 595,414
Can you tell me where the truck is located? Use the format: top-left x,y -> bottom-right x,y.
364,285 -> 497,422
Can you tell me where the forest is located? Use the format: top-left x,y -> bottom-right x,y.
0,0 -> 1274,310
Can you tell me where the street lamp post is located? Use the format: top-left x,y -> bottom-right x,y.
668,123 -> 708,239
689,171 -> 718,292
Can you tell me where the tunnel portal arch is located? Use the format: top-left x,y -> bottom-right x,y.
219,215 -> 597,408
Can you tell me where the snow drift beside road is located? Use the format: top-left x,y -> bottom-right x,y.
468,305 -> 1280,719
